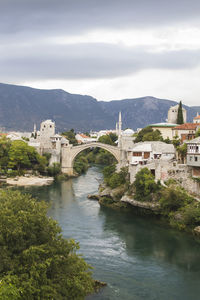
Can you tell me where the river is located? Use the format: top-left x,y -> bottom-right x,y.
22,166 -> 200,300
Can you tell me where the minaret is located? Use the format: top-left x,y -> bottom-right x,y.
116,122 -> 118,135
33,123 -> 36,133
118,111 -> 122,148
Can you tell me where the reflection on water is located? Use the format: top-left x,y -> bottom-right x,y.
20,167 -> 200,300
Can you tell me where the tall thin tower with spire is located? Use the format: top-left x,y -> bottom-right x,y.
118,111 -> 122,148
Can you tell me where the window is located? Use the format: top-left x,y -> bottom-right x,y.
195,157 -> 198,162
190,156 -> 193,161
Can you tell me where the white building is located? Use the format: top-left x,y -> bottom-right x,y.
193,113 -> 200,124
187,136 -> 200,177
127,141 -> 175,166
75,133 -> 97,144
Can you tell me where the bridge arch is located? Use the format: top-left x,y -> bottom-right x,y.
61,142 -> 121,175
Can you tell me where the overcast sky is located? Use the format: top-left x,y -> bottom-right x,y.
1,0 -> 200,105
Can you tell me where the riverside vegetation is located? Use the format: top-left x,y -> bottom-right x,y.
99,166 -> 200,235
0,136 -> 61,179
0,190 -> 97,299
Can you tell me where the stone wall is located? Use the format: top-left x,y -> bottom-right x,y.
129,160 -> 200,196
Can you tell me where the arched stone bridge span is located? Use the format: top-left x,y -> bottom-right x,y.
61,142 -> 121,175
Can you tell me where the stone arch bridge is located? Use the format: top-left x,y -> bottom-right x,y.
61,142 -> 121,175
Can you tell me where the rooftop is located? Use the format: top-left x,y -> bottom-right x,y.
149,122 -> 177,128
187,136 -> 200,144
174,123 -> 198,130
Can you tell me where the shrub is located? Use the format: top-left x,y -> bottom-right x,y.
134,168 -> 160,201
159,187 -> 193,214
47,163 -> 61,177
180,203 -> 200,226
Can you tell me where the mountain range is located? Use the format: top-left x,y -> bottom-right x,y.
0,82 -> 199,132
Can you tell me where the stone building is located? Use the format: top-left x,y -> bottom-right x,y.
149,123 -> 177,140
167,104 -> 187,124
187,136 -> 200,177
127,141 -> 175,167
29,120 -> 69,165
172,123 -> 198,142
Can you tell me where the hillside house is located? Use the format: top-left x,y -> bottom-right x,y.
187,136 -> 200,177
172,123 -> 198,142
127,141 -> 175,166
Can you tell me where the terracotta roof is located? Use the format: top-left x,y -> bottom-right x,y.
194,115 -> 200,119
173,123 -> 198,130
79,134 -> 90,138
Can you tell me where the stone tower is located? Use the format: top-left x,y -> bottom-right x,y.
167,104 -> 187,124
38,120 -> 55,152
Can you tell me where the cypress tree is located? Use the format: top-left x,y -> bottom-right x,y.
177,101 -> 184,124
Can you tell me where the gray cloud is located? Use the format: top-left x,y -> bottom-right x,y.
0,0 -> 200,38
0,43 -> 200,81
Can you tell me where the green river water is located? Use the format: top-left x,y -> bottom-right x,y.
21,166 -> 200,300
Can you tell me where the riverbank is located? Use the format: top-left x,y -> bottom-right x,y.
91,176 -> 200,239
6,176 -> 54,186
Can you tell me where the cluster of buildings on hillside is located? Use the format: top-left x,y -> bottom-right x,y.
1,102 -> 200,194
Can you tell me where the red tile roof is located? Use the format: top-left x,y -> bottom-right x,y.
174,123 -> 198,130
194,115 -> 200,119
79,134 -> 90,138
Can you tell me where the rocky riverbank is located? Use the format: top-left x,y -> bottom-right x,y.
88,181 -> 200,239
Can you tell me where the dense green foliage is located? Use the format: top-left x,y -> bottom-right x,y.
195,128 -> 200,137
133,168 -> 161,201
98,133 -> 117,146
62,129 -> 78,145
177,143 -> 187,163
128,168 -> 200,231
0,190 -> 94,299
74,155 -> 89,175
0,137 -> 49,176
47,163 -> 61,177
159,187 -> 192,214
172,135 -> 181,148
103,165 -> 128,189
177,101 -> 184,124
74,147 -> 117,175
134,127 -> 162,143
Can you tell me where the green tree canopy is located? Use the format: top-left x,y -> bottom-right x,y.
8,141 -> 38,171
0,190 -> 94,299
177,101 -> 184,124
134,168 -> 160,201
134,127 -> 162,143
98,134 -> 115,145
62,129 -> 78,145
195,127 -> 200,137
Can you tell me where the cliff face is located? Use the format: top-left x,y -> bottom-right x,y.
0,82 -> 199,132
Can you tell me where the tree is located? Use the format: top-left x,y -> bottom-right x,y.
0,136 -> 11,172
8,141 -> 37,172
177,143 -> 187,163
0,190 -> 95,299
177,101 -> 184,124
98,134 -> 115,145
62,129 -> 78,145
47,162 -> 61,176
134,127 -> 162,143
134,168 -> 160,201
108,133 -> 118,144
172,135 -> 181,148
195,128 -> 200,137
